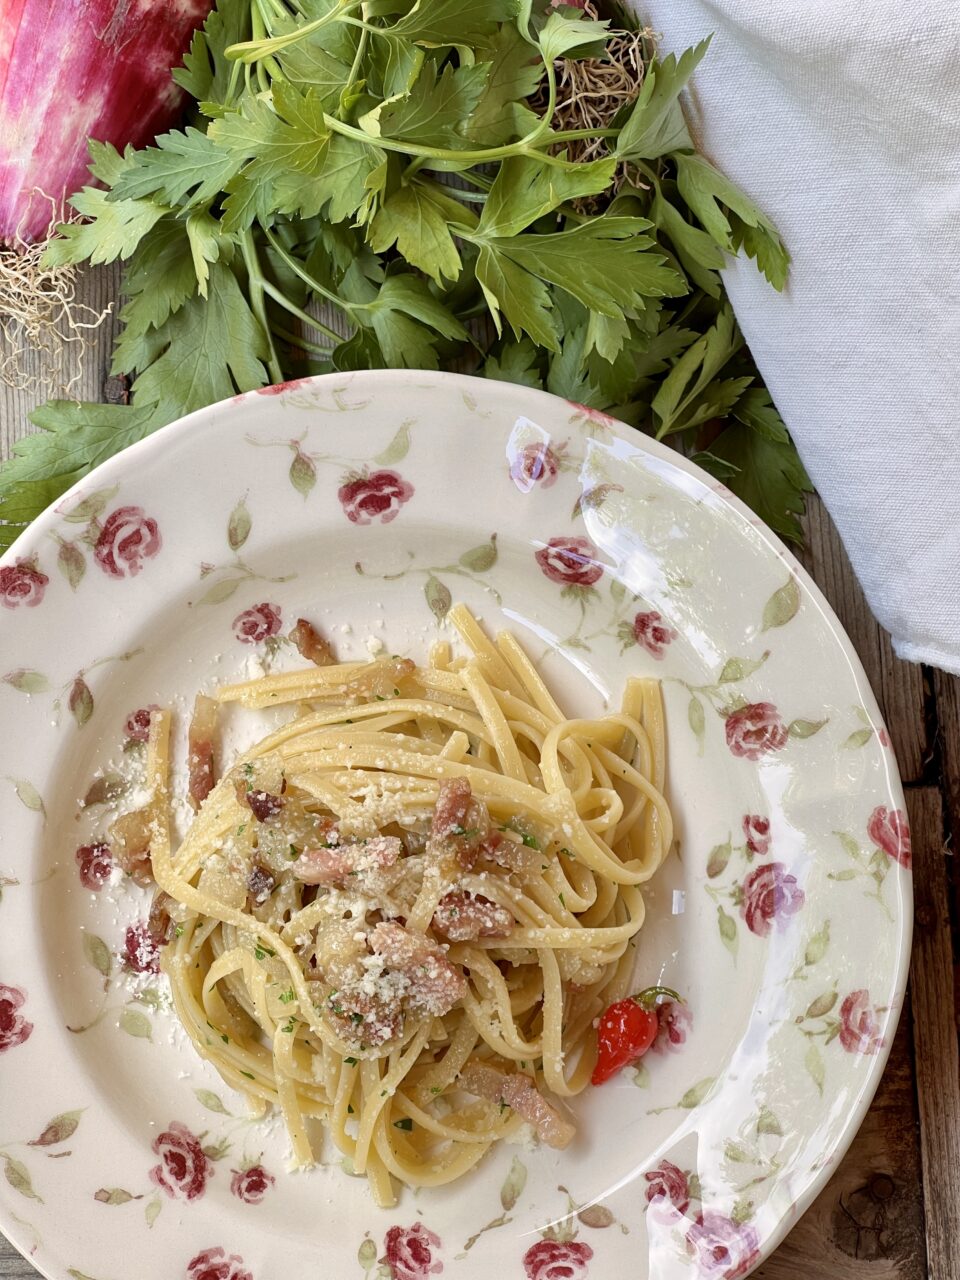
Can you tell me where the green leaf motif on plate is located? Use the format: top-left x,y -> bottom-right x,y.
8,776 -> 45,816
94,1187 -> 138,1205
680,1077 -> 716,1109
144,1196 -> 162,1227
58,541 -> 87,590
374,423 -> 412,466
762,577 -> 800,630
757,1106 -> 782,1138
358,1238 -> 378,1270
723,1140 -> 751,1163
83,933 -> 113,978
688,694 -> 706,752
717,651 -> 769,684
29,1109 -> 84,1147
717,904 -> 738,957
197,576 -> 244,606
195,1088 -> 231,1115
61,485 -> 119,524
842,727 -> 874,750
2,1154 -> 42,1203
82,773 -> 129,808
227,497 -> 251,550
119,1008 -> 152,1041
706,839 -> 731,879
459,535 -> 498,573
3,669 -> 50,694
289,448 -> 317,498
500,1155 -> 527,1210
788,718 -> 826,739
69,675 -> 94,727
805,990 -> 838,1020
804,921 -> 830,967
578,1204 -> 615,1229
425,575 -> 452,622
804,1043 -> 825,1094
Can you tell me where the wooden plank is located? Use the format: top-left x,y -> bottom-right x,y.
798,498 -> 928,784
0,261 -> 123,452
757,1001 -> 925,1278
933,669 -> 960,863
907,786 -> 960,1278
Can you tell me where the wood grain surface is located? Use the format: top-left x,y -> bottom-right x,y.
2,266 -> 959,1280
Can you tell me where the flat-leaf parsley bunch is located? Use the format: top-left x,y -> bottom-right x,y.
0,0 -> 810,549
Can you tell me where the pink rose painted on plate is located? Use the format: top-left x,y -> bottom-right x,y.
75,841 -> 113,891
523,1239 -> 594,1280
125,705 -> 158,742
535,536 -> 603,587
150,1122 -> 214,1200
0,558 -> 48,608
0,984 -> 33,1053
838,990 -> 884,1055
725,703 -> 788,760
644,1160 -> 691,1220
93,506 -> 161,578
742,814 -> 771,857
186,1248 -> 252,1280
632,611 -> 675,659
339,469 -> 414,525
233,602 -> 282,644
867,806 -> 911,869
686,1212 -> 760,1279
741,862 -> 805,937
651,1000 -> 693,1054
381,1223 -> 442,1280
124,922 -> 161,974
510,442 -> 559,492
230,1165 -> 275,1204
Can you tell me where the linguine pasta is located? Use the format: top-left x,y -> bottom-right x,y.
141,604 -> 673,1206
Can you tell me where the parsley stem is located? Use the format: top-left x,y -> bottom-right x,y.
270,322 -> 336,356
260,224 -> 358,324
341,22 -> 369,105
260,281 -> 348,344
552,128 -> 620,143
320,113 -> 572,168
228,0 -> 362,62
239,231 -> 283,383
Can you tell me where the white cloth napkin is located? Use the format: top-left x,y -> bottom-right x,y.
637,0 -> 960,672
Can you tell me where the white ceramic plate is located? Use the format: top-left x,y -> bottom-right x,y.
0,371 -> 911,1280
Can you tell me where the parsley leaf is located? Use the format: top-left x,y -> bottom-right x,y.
15,4 -> 806,553
708,409 -> 812,544
476,218 -> 686,320
126,262 -> 269,420
369,183 -> 465,284
0,403 -> 163,551
109,126 -> 242,207
360,62 -> 490,150
615,40 -> 710,161
43,144 -> 168,267
675,152 -> 789,287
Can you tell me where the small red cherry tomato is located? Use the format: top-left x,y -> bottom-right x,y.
590,986 -> 681,1086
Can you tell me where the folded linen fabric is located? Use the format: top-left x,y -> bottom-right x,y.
638,0 -> 960,671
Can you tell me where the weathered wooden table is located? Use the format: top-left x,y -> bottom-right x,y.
2,266 -> 959,1280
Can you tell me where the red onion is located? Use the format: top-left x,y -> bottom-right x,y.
0,0 -> 213,246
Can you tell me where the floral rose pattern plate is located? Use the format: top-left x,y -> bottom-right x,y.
0,371 -> 911,1280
